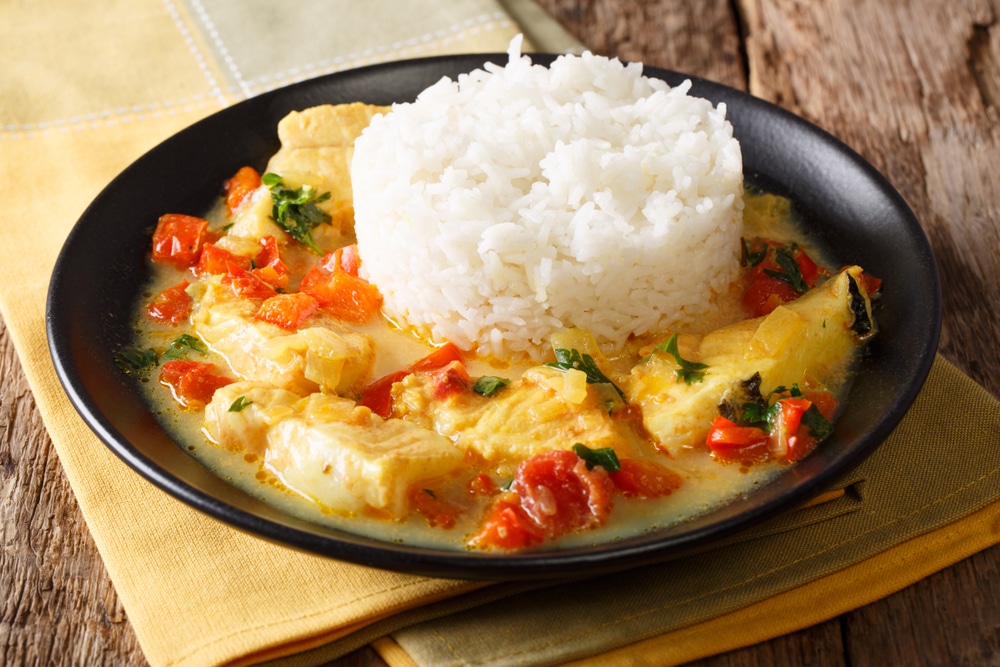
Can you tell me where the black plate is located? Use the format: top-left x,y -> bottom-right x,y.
46,54 -> 940,580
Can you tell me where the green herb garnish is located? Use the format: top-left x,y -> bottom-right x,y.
741,238 -> 768,267
546,348 -> 625,400
472,376 -> 510,397
647,333 -> 708,385
800,404 -> 833,439
228,396 -> 253,412
261,172 -> 331,255
572,443 -> 621,472
422,489 -> 437,499
763,245 -> 809,293
114,346 -> 158,377
161,333 -> 208,361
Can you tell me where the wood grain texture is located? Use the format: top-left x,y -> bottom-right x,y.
1,0 -> 998,665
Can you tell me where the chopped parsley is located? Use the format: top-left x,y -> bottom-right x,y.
801,404 -> 833,439
645,333 -> 708,385
572,443 -> 621,472
114,346 -> 158,377
161,333 -> 208,361
261,172 -> 332,255
546,348 -> 625,399
763,245 -> 809,293
228,396 -> 253,412
472,375 -> 510,397
741,238 -> 768,267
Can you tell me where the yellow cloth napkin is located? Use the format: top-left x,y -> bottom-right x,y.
3,2 -> 999,667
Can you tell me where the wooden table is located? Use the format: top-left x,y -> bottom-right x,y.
3,0 -> 998,664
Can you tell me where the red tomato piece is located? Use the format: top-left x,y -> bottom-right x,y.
409,488 -> 461,529
609,459 -> 683,498
336,244 -> 361,276
224,166 -> 261,213
224,266 -> 278,299
151,214 -> 209,269
742,273 -> 799,317
410,342 -> 464,371
196,242 -> 252,276
159,360 -> 232,409
357,370 -> 410,418
793,247 -> 824,288
255,236 -> 289,277
428,360 -> 471,400
512,449 -> 615,538
255,293 -> 319,330
705,415 -> 771,461
468,473 -> 495,496
805,390 -> 839,421
145,280 -> 191,325
469,499 -> 544,550
299,266 -> 383,324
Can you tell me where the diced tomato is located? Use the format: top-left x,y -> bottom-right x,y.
609,459 -> 682,498
357,343 -> 467,418
468,473 -> 495,496
768,397 -> 812,462
705,415 -> 771,462
299,265 -> 383,324
224,266 -> 278,299
469,499 -> 544,550
255,236 -> 289,278
357,370 -> 409,418
159,360 -> 232,409
151,214 -> 209,269
224,166 -> 261,213
805,390 -> 839,421
793,247 -> 822,287
512,449 -> 615,538
410,342 -> 464,371
742,239 -> 829,317
409,487 -> 461,529
250,265 -> 289,291
145,281 -> 191,325
428,360 -> 471,400
195,242 -> 252,275
742,273 -> 800,318
254,292 -> 319,330
335,244 -> 361,276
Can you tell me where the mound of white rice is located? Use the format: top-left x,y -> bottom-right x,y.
352,36 -> 744,360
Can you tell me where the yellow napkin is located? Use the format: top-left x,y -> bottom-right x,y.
3,2 -> 999,667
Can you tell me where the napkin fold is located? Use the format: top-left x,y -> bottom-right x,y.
3,2 -> 999,667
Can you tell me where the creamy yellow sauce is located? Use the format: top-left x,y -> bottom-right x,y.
128,188 -> 858,551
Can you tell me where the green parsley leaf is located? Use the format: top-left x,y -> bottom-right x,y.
472,376 -> 510,397
801,404 -> 833,439
572,443 -> 621,472
648,333 -> 708,385
228,396 -> 253,412
546,348 -> 625,400
500,479 -> 514,491
161,333 -> 208,361
262,172 -> 332,255
741,238 -> 768,267
114,346 -> 158,377
763,245 -> 809,293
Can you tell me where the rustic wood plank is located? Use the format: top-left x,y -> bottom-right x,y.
0,318 -> 147,666
2,0 -> 998,665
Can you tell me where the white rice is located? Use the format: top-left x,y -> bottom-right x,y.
352,36 -> 744,360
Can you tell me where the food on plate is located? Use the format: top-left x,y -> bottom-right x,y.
118,42 -> 880,551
